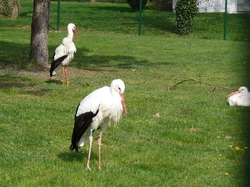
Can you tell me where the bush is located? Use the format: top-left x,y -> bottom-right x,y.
175,0 -> 198,35
0,0 -> 20,18
151,0 -> 172,12
127,0 -> 147,12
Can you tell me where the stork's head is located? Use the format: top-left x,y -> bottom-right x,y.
227,86 -> 249,97
67,23 -> 78,39
111,79 -> 125,94
111,79 -> 127,116
238,86 -> 248,93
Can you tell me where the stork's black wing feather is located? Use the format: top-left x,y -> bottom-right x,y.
49,54 -> 68,76
70,107 -> 99,152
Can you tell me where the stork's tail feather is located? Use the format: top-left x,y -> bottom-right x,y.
50,71 -> 56,77
70,107 -> 100,152
69,144 -> 79,152
49,54 -> 68,77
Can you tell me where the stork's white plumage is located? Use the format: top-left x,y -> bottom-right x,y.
227,86 -> 250,106
70,79 -> 127,170
50,23 -> 78,85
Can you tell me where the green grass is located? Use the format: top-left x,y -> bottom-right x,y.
0,0 -> 250,186
0,1 -> 249,41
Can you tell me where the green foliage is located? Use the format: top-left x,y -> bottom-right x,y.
126,0 -> 147,12
175,0 -> 198,35
0,0 -> 20,18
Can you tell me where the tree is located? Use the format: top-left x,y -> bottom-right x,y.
29,0 -> 50,67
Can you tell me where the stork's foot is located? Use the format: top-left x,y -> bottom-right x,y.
50,76 -> 56,80
61,80 -> 70,86
94,136 -> 100,140
85,165 -> 92,170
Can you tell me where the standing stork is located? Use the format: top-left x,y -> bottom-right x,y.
70,79 -> 127,170
227,86 -> 250,106
50,23 -> 78,86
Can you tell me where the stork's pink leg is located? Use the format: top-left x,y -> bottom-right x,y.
64,66 -> 69,86
62,66 -> 67,85
86,129 -> 93,170
98,131 -> 103,170
62,66 -> 69,86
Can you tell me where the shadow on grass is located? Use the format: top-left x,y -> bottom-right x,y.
82,3 -> 132,13
58,151 -> 85,163
0,40 -> 154,70
0,41 -> 30,68
0,74 -> 31,88
45,79 -> 62,85
0,72 -> 53,96
143,14 -> 176,33
58,150 -> 98,163
73,53 -> 150,70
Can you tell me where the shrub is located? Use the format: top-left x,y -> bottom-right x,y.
127,0 -> 147,12
175,0 -> 198,35
0,0 -> 20,18
151,0 -> 173,12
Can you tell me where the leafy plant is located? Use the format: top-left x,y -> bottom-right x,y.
0,0 -> 20,18
175,0 -> 198,35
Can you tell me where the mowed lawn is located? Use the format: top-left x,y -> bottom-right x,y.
0,1 -> 250,186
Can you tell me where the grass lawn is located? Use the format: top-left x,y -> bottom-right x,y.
0,0 -> 250,186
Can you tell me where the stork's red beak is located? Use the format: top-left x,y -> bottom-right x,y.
73,29 -> 78,40
119,93 -> 127,116
227,91 -> 240,97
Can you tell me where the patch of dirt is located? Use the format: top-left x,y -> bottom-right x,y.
0,65 -> 98,79
0,14 -> 7,18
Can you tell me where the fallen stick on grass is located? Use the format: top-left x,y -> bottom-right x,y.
167,76 -> 232,92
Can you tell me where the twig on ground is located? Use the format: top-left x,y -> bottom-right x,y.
167,75 -> 232,92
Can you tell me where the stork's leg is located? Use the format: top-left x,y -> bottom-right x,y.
62,66 -> 66,85
98,131 -> 103,170
62,66 -> 69,86
64,66 -> 69,86
86,129 -> 93,170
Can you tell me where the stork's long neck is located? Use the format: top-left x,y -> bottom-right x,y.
67,28 -> 74,41
110,87 -> 116,97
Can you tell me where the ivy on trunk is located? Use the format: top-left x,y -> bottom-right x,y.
175,0 -> 198,35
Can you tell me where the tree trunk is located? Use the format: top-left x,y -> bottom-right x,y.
29,0 -> 50,67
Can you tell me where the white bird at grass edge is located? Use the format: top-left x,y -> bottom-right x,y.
50,23 -> 78,86
227,86 -> 250,106
69,79 -> 127,170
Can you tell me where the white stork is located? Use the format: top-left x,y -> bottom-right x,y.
69,79 -> 127,170
227,86 -> 250,106
50,23 -> 78,85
